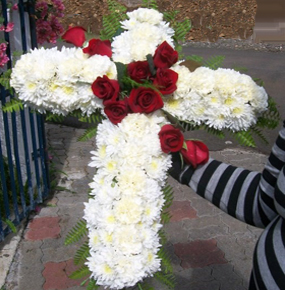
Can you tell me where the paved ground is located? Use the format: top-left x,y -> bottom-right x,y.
3,122 -> 269,290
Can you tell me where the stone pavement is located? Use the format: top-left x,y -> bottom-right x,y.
3,122 -> 267,290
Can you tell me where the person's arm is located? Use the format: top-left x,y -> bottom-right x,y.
170,122 -> 285,228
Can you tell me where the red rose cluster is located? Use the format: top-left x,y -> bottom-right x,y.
158,124 -> 209,168
91,41 -> 179,125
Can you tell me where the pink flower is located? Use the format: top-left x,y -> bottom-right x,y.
0,53 -> 9,67
0,43 -> 7,51
5,22 -> 14,32
0,25 -> 5,31
12,4 -> 18,10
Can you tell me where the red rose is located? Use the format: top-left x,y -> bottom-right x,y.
91,75 -> 120,104
128,87 -> 163,114
127,61 -> 151,83
181,140 -> 209,168
153,68 -> 178,95
153,41 -> 178,69
83,38 -> 112,57
158,124 -> 184,153
61,26 -> 86,47
104,100 -> 128,124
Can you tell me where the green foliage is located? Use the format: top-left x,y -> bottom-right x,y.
158,247 -> 173,274
162,184 -> 174,210
69,265 -> 91,280
173,19 -> 192,44
86,279 -> 100,290
2,98 -> 23,113
138,282 -> 155,290
158,229 -> 168,246
4,219 -> 17,233
0,69 -> 13,93
203,55 -> 225,70
231,130 -> 256,147
141,0 -> 158,10
64,219 -> 88,245
160,211 -> 172,224
77,127 -> 98,142
186,54 -> 204,64
99,0 -> 127,40
45,112 -> 65,123
154,271 -> 176,289
74,241 -> 90,265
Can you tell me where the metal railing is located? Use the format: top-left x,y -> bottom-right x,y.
0,0 -> 50,241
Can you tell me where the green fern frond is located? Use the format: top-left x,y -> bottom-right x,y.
178,119 -> 200,132
185,54 -> 204,63
69,265 -> 90,280
256,96 -> 280,129
203,55 -> 225,70
86,279 -> 100,290
154,271 -> 176,289
138,282 -> 155,290
161,211 -> 172,224
231,130 -> 256,147
4,219 -> 17,233
74,241 -> 90,265
163,10 -> 179,23
141,0 -> 158,10
100,0 -> 127,40
0,69 -> 12,92
64,219 -> 87,245
45,112 -> 65,123
77,111 -> 105,124
173,19 -> 192,43
2,98 -> 23,113
162,184 -> 174,210
232,65 -> 248,73
249,126 -> 269,145
77,127 -> 97,142
158,229 -> 168,245
205,126 -> 225,139
158,247 -> 173,273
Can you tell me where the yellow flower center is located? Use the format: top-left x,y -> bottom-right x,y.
62,86 -> 74,95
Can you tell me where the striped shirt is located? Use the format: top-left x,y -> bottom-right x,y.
172,123 -> 285,290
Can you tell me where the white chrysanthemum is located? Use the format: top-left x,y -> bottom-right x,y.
112,12 -> 174,63
11,46 -> 117,115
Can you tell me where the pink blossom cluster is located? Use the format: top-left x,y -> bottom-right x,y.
35,0 -> 65,44
0,43 -> 9,68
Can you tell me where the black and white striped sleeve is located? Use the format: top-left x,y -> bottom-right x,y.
172,123 -> 285,228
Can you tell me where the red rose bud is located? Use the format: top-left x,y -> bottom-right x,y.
158,124 -> 184,153
127,61 -> 151,83
104,100 -> 128,125
153,68 -> 178,95
61,26 -> 86,47
181,140 -> 209,169
83,38 -> 112,57
91,75 -> 120,103
153,41 -> 178,69
128,87 -> 164,114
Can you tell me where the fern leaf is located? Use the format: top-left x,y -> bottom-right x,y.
174,19 -> 192,43
186,54 -> 204,63
4,219 -> 17,233
163,10 -> 179,23
64,219 -> 87,245
77,127 -> 98,142
249,126 -> 269,145
158,229 -> 168,246
141,0 -> 158,10
154,271 -> 176,289
77,111 -> 105,124
45,112 -> 65,123
162,184 -> 174,210
178,119 -> 200,132
158,247 -> 173,273
69,265 -> 90,280
231,130 -> 256,147
161,211 -> 172,224
107,0 -> 127,13
86,279 -> 100,290
138,282 -> 155,290
0,69 -> 12,92
205,126 -> 225,139
2,98 -> 23,113
203,55 -> 225,70
74,241 -> 90,265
